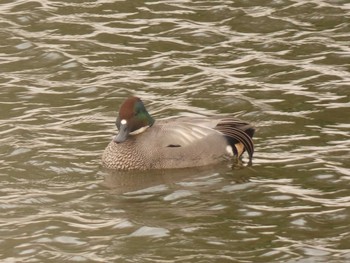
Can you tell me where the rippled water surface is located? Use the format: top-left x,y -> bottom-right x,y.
1,0 -> 349,262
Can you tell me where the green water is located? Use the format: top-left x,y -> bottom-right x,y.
0,0 -> 349,262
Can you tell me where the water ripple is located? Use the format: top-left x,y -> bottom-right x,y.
0,0 -> 349,262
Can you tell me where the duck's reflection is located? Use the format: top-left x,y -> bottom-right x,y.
100,164 -> 251,194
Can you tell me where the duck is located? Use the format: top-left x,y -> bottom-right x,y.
102,97 -> 255,170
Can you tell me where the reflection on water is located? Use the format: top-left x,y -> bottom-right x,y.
0,0 -> 349,262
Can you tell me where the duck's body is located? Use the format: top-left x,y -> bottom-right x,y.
102,97 -> 255,170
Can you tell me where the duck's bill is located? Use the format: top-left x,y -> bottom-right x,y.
113,123 -> 129,143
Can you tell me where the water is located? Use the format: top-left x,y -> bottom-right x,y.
0,0 -> 349,262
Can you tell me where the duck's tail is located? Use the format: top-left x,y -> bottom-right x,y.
215,118 -> 255,163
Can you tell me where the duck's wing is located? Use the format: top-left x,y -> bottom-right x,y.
214,118 -> 255,162
156,122 -> 220,148
155,117 -> 255,162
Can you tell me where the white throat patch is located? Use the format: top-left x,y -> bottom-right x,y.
130,125 -> 149,135
121,119 -> 127,125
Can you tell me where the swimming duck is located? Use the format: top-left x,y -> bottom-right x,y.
102,97 -> 255,170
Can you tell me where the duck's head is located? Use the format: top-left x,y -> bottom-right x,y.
114,97 -> 155,143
